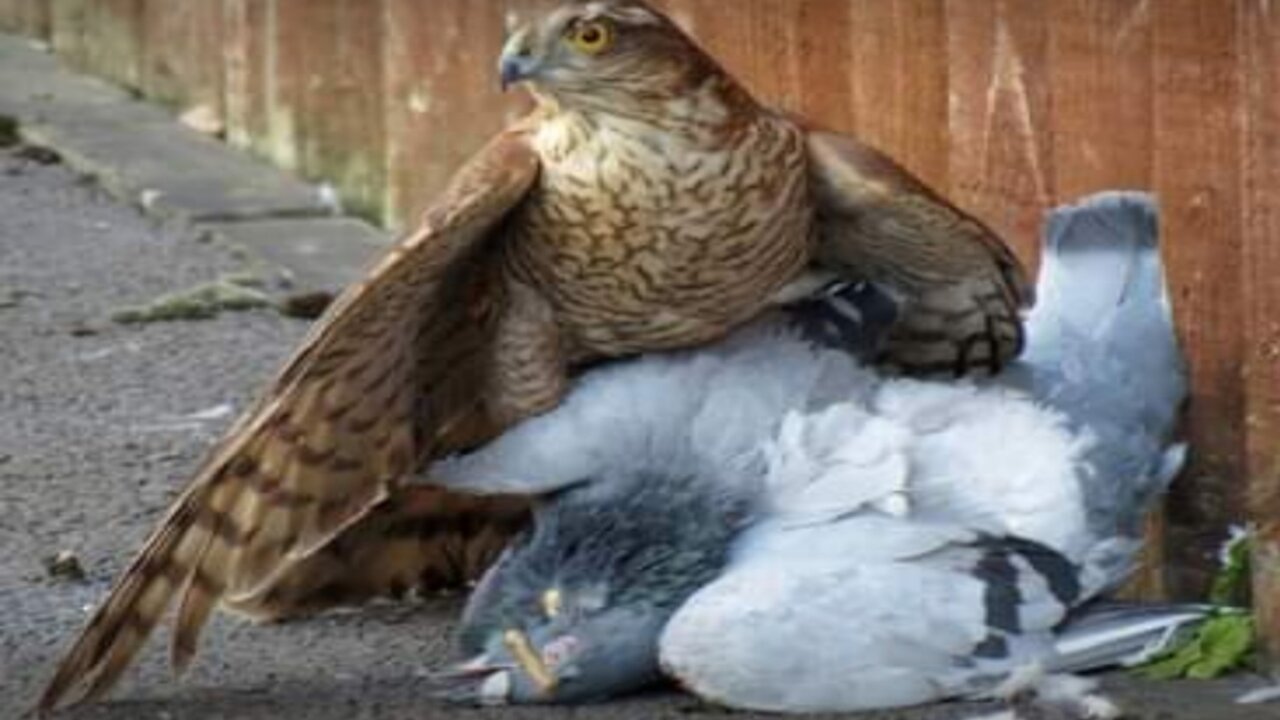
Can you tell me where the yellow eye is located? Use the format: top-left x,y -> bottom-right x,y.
567,20 -> 614,55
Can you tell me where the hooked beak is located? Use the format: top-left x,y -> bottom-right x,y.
499,31 -> 540,91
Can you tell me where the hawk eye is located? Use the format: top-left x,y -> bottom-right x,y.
567,19 -> 614,55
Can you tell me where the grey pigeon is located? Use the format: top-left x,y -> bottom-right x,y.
430,193 -> 1202,712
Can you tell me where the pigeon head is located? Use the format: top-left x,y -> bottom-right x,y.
435,472 -> 751,704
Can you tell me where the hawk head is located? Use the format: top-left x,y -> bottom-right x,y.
498,0 -> 747,113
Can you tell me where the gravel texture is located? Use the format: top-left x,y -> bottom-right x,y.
0,147 -> 1274,720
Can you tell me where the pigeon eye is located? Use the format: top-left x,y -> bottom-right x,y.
541,588 -> 563,618
567,20 -> 614,55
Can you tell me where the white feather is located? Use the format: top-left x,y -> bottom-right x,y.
436,321 -> 1090,561
659,531 -> 998,713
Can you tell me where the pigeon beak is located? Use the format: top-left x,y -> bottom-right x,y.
429,655 -> 515,706
503,628 -> 559,695
499,31 -> 540,91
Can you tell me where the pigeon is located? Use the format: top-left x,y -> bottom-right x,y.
430,192 -> 1204,712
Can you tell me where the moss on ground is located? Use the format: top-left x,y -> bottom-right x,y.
111,275 -> 273,324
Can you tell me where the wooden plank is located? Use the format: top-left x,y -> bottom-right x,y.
661,1 -> 787,103
245,0 -> 303,174
0,0 -> 15,32
50,0 -> 145,91
0,0 -> 21,34
30,0 -> 49,39
622,1 -> 946,187
945,0 -> 1054,266
381,0 -> 518,229
1048,0 -> 1155,199
31,0 -> 49,39
1153,0 -> 1246,599
49,0 -> 93,72
653,0 -> 854,124
223,0 -> 273,156
1240,0 -> 1280,667
775,0 -> 854,126
271,0 -> 385,220
846,0 -> 950,192
140,0 -> 225,124
0,0 -> 51,38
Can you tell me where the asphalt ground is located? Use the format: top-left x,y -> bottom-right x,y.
1,147 -> 1274,720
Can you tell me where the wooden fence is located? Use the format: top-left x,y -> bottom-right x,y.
2,0 -> 1278,662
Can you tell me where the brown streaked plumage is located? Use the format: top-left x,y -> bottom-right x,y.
802,126 -> 1031,373
40,0 -> 1031,712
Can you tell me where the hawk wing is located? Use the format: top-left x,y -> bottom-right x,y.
216,485 -> 532,622
40,129 -> 541,712
802,126 -> 1033,375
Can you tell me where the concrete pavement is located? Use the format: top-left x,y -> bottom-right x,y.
0,33 -> 388,296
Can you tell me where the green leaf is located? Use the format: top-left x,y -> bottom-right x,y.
1141,652 -> 1196,681
1135,529 -> 1255,681
1210,533 -> 1251,606
1138,614 -> 1255,680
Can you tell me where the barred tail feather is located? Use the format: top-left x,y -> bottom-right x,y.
40,484 -> 213,711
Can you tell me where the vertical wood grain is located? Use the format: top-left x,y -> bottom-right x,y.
0,0 -> 18,33
846,0 -> 950,191
1240,0 -> 1280,666
0,0 -> 51,38
273,0 -> 385,219
783,1 -> 855,127
223,0 -> 272,156
656,0 -> 840,119
945,0 -> 1054,266
1153,0 -> 1246,599
255,0 -> 301,173
661,1 -> 792,104
1048,0 -> 1155,199
140,0 -> 225,121
31,0 -> 48,39
381,0 -> 519,229
51,0 -> 146,92
643,1 -> 950,189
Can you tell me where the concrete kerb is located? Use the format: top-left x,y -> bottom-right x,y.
0,33 -> 392,296
199,218 -> 391,294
